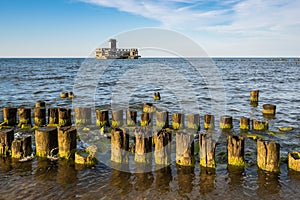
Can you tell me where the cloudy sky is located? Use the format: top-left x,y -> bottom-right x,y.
1,0 -> 299,57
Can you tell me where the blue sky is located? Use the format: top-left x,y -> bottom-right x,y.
0,0 -> 300,57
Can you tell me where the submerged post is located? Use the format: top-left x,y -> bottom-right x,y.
257,139 -> 280,172
252,119 -> 268,131
176,131 -> 194,166
154,128 -> 171,165
227,135 -> 245,167
35,127 -> 58,157
262,104 -> 276,117
58,126 -> 77,159
111,128 -> 129,163
199,133 -> 216,168
74,107 -> 92,126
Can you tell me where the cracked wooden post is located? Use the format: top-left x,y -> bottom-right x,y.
172,113 -> 184,130
143,103 -> 156,113
252,119 -> 268,131
0,129 -> 14,156
250,90 -> 259,102
240,117 -> 250,131
58,126 -> 77,159
34,107 -> 46,127
18,107 -> 31,128
111,128 -> 129,163
141,112 -> 151,127
176,131 -> 194,166
58,108 -> 72,126
199,133 -> 216,168
154,129 -> 171,165
126,109 -> 137,126
220,115 -> 233,130
11,136 -> 32,159
257,139 -> 280,172
156,111 -> 169,128
227,135 -> 245,167
3,107 -> 17,126
134,127 -> 152,163
112,110 -> 123,128
188,114 -> 200,130
35,127 -> 58,157
204,114 -> 215,130
95,109 -> 109,127
262,104 -> 276,118
48,108 -> 58,125
74,107 -> 91,126
288,152 -> 300,172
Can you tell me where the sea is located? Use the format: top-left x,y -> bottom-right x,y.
0,57 -> 300,199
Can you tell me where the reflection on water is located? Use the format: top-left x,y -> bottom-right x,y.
155,166 -> 172,194
257,169 -> 280,197
177,165 -> 195,196
200,167 -> 215,195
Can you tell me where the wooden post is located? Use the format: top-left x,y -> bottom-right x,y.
48,108 -> 58,125
0,129 -> 14,156
60,92 -> 68,98
204,114 -> 215,130
262,104 -> 276,116
134,127 -> 152,163
68,92 -> 74,99
220,115 -> 233,129
111,128 -> 129,163
240,117 -> 250,131
126,109 -> 137,126
153,129 -> 171,165
188,114 -> 200,130
11,136 -> 32,159
35,127 -> 58,157
141,112 -> 151,127
176,131 -> 194,166
156,111 -> 169,128
250,90 -> 259,102
288,152 -> 300,172
95,109 -> 109,127
34,107 -> 46,127
35,101 -> 46,108
227,135 -> 245,167
75,145 -> 97,166
172,113 -> 184,130
143,103 -> 156,113
74,107 -> 92,126
58,126 -> 77,159
257,139 -> 280,172
18,107 -> 31,128
58,108 -> 72,126
112,110 -> 123,128
252,119 -> 268,131
3,107 -> 17,126
199,133 -> 216,168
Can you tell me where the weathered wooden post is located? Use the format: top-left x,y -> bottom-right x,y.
112,110 -> 123,128
126,109 -> 137,126
143,103 -> 156,113
11,136 -> 32,159
250,90 -> 259,103
18,107 -> 31,128
240,117 -> 250,131
153,128 -> 171,165
58,126 -> 77,159
48,108 -> 58,125
176,131 -> 194,166
156,111 -> 169,128
227,135 -> 245,167
257,139 -> 280,172
134,127 -> 152,163
58,108 -> 72,126
60,92 -> 68,98
68,92 -> 74,99
35,101 -> 46,108
95,109 -> 109,127
288,152 -> 300,172
35,127 -> 58,157
74,107 -> 92,126
187,114 -> 200,130
220,115 -> 233,130
34,107 -> 46,127
199,133 -> 216,168
262,104 -> 276,117
172,113 -> 184,130
0,129 -> 14,156
141,112 -> 151,127
204,114 -> 215,130
252,119 -> 268,131
75,145 -> 97,166
3,107 -> 17,126
111,128 -> 129,163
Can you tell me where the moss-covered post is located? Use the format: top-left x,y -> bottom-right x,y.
257,139 -> 280,172
172,113 -> 184,130
74,107 -> 92,126
187,114 -> 200,130
126,110 -> 137,126
58,126 -> 77,159
154,129 -> 171,165
141,112 -> 151,127
143,103 -> 156,113
35,127 -> 58,157
240,117 -> 250,131
262,104 -> 276,117
112,110 -> 123,128
199,133 -> 216,168
3,107 -> 17,126
35,101 -> 46,108
75,145 -> 97,166
252,119 -> 268,131
176,131 -> 194,166
227,135 -> 245,167
288,152 -> 300,172
58,108 -> 72,126
156,111 -> 169,128
11,136 -> 32,159
204,114 -> 215,130
220,115 -> 233,130
111,128 -> 129,163
0,129 -> 14,156
34,107 -> 46,127
250,90 -> 259,103
95,109 -> 109,127
18,107 -> 31,128
134,127 -> 152,163
48,108 -> 58,125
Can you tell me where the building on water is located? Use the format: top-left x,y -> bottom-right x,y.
95,39 -> 140,59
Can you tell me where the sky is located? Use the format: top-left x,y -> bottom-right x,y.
0,0 -> 300,57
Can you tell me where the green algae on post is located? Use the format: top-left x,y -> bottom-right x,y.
95,109 -> 109,127
227,135 -> 245,167
288,152 -> 300,172
75,147 -> 97,166
220,115 -> 233,130
11,136 -> 32,159
143,103 -> 156,113
112,110 -> 123,128
154,129 -> 171,165
199,133 -> 216,168
58,108 -> 72,126
134,127 -> 152,163
252,119 -> 268,131
35,127 -> 58,157
141,112 -> 151,127
257,139 -> 280,172
156,110 -> 169,128
74,107 -> 92,126
34,107 -> 46,127
58,126 -> 77,159
48,108 -> 58,125
111,128 -> 129,163
250,90 -> 259,102
187,114 -> 200,130
172,113 -> 184,130
3,107 -> 17,126
18,107 -> 31,127
176,131 -> 194,166
204,114 -> 215,130
126,109 -> 137,126
240,117 -> 250,131
0,129 -> 14,156
262,104 -> 276,115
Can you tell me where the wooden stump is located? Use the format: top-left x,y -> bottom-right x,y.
252,119 -> 268,131
58,108 -> 72,126
35,101 -> 46,108
199,133 -> 216,168
35,127 -> 58,157
257,139 -> 280,172
112,110 -> 123,128
60,92 -> 68,98
220,115 -> 233,129
188,114 -> 200,130
153,92 -> 161,101
141,112 -> 151,127
172,113 -> 184,130
95,109 -> 109,127
18,107 -> 31,127
0,129 -> 14,156
3,107 -> 17,126
204,114 -> 215,130
126,110 -> 137,126
288,152 -> 300,172
240,117 -> 250,131
156,111 -> 169,128
227,135 -> 245,167
68,92 -> 74,99
74,107 -> 92,126
154,129 -> 171,165
75,146 -> 97,166
143,103 -> 156,113
11,136 -> 32,159
250,90 -> 259,102
58,126 -> 77,159
111,128 -> 129,163
34,107 -> 46,127
134,127 -> 152,163
262,104 -> 276,116
48,108 -> 58,125
176,131 -> 194,166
